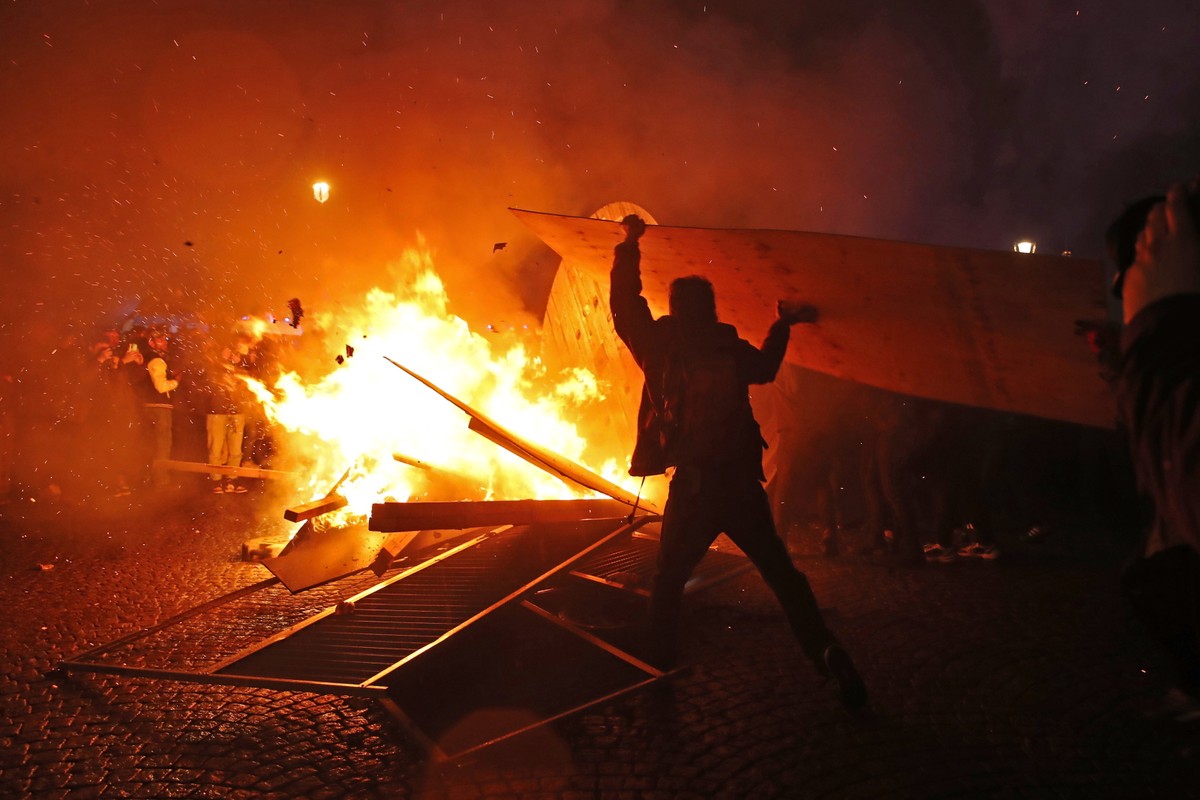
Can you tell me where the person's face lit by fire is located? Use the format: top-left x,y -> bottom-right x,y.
93,344 -> 117,368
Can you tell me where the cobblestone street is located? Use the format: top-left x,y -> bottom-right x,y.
2,485 -> 1198,799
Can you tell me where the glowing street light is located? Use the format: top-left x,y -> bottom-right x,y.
1014,240 -> 1036,254
312,181 -> 330,204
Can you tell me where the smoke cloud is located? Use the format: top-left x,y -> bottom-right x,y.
1,0 -> 1196,352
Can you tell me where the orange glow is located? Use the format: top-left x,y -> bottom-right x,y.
245,241 -> 636,530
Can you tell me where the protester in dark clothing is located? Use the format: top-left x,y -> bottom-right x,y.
205,339 -> 252,494
236,336 -> 273,467
0,369 -> 14,504
1111,179 -> 1200,718
1116,180 -> 1200,551
609,214 -> 866,709
112,342 -> 144,494
867,392 -> 1001,565
90,335 -> 141,497
138,332 -> 179,488
757,366 -> 868,558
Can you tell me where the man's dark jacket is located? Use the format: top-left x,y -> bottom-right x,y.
609,239 -> 791,478
1117,293 -> 1200,552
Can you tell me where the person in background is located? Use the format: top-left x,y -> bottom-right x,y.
113,340 -> 144,496
204,338 -> 250,494
0,366 -> 14,505
610,213 -> 867,709
89,332 -> 138,497
234,333 -> 272,468
1111,179 -> 1200,723
139,331 -> 178,489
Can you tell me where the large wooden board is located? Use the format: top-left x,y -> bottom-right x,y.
514,208 -> 1115,428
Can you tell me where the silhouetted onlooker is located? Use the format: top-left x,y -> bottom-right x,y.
1111,179 -> 1200,720
138,331 -> 179,489
90,333 -> 141,497
0,367 -> 14,505
204,338 -> 251,494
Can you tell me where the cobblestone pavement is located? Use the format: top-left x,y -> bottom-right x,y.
2,482 -> 1199,799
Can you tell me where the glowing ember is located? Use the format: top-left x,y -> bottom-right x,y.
245,241 -> 633,529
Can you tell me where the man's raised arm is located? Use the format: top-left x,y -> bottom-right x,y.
609,214 -> 655,361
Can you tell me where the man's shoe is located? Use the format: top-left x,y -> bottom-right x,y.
823,644 -> 867,709
923,544 -> 957,563
958,542 -> 1000,560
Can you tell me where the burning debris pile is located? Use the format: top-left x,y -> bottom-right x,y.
244,242 -> 638,533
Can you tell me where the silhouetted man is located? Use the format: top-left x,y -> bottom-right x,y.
1113,179 -> 1200,721
609,214 -> 866,709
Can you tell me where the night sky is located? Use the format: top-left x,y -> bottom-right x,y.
2,0 -> 1197,349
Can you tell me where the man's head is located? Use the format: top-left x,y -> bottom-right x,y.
147,332 -> 169,354
1112,180 -> 1200,323
1106,194 -> 1164,299
92,341 -> 115,364
669,276 -> 717,326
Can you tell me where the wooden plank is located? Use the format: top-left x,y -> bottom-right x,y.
259,523 -> 391,593
154,459 -> 294,480
283,494 -> 348,523
368,498 -> 637,532
383,357 -> 656,509
391,452 -> 481,496
464,416 -> 651,511
279,466 -> 355,553
513,208 -> 1114,429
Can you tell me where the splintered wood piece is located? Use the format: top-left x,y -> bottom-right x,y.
368,498 -> 637,532
283,494 -> 349,523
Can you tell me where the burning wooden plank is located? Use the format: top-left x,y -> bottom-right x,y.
283,495 -> 349,523
282,465 -> 353,522
369,498 -> 638,532
260,523 -> 392,593
392,452 -> 433,470
154,459 -> 293,480
383,357 -> 655,511
391,452 -> 482,497
368,528 -> 475,576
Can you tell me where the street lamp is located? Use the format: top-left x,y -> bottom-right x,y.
1014,241 -> 1036,254
312,181 -> 330,204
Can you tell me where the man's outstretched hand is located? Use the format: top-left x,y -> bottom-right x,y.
621,214 -> 647,243
777,300 -> 819,325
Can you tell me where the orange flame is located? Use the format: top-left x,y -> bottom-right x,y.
246,242 -> 632,528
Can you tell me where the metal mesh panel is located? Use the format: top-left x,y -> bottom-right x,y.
217,518 -> 628,686
570,533 -> 752,595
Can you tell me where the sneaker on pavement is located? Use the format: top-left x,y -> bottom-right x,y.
823,644 -> 867,710
923,544 -> 958,563
958,542 -> 1000,560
